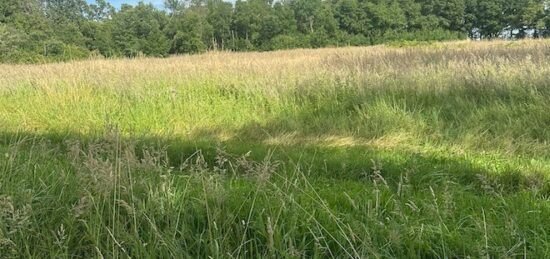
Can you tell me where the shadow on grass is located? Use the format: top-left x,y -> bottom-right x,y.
0,127 -> 547,198
209,79 -> 550,157
2,78 -> 549,196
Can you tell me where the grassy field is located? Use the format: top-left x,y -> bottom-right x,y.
1,40 -> 550,258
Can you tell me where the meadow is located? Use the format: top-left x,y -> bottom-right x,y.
1,40 -> 550,258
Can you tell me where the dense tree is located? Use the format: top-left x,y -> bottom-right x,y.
1,0 -> 549,63
512,0 -> 546,38
232,0 -> 271,48
87,0 -> 115,21
109,3 -> 169,56
206,0 -> 233,49
1,0 -> 54,61
467,0 -> 505,39
418,0 -> 466,32
545,1 -> 550,37
166,6 -> 212,53
335,0 -> 360,34
363,0 -> 407,37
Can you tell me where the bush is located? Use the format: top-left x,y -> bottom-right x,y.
333,31 -> 370,47
229,38 -> 255,51
307,30 -> 330,48
61,44 -> 91,61
264,34 -> 308,50
172,31 -> 207,54
43,40 -> 65,56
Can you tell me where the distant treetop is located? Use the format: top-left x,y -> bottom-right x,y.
1,0 -> 549,63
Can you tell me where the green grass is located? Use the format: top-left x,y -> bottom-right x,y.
0,40 -> 550,257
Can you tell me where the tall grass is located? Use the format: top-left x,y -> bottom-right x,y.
0,39 -> 550,257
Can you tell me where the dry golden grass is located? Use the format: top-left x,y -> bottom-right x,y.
2,39 -> 548,88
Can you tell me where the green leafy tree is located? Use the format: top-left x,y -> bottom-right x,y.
363,0 -> 407,38
466,0 -> 506,39
0,0 -> 547,63
516,0 -> 546,38
87,0 -> 115,21
166,10 -> 212,53
206,0 -> 233,50
232,0 -> 274,49
110,3 -> 170,57
418,0 -> 466,31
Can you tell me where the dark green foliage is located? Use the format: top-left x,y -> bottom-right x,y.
207,0 -> 233,50
1,0 -> 550,63
109,3 -> 170,57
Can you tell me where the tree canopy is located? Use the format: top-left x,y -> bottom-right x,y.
1,0 -> 549,63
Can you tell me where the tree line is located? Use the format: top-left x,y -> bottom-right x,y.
1,0 -> 549,63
